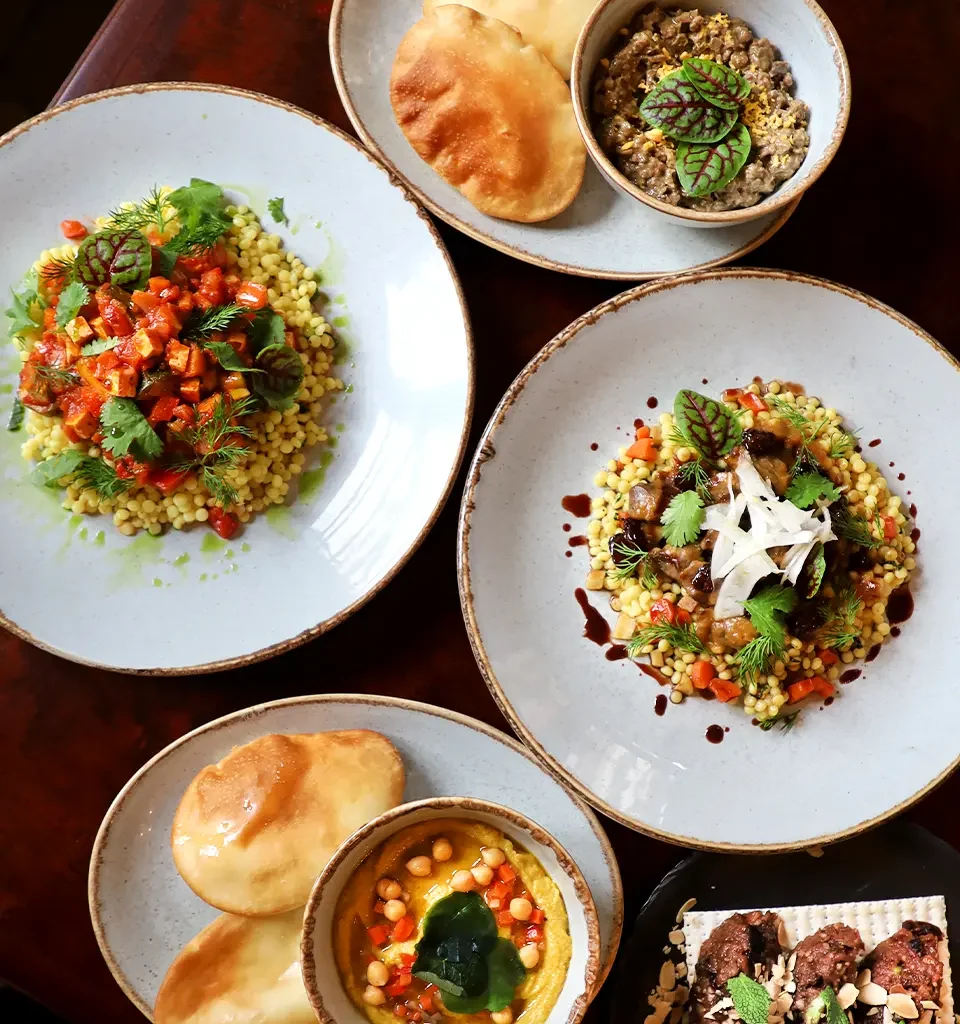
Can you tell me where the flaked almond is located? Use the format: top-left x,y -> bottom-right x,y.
777,919 -> 789,946
860,983 -> 889,1007
772,961 -> 786,980
677,964 -> 688,978
858,970 -> 873,988
887,994 -> 919,1020
668,929 -> 685,946
788,954 -> 798,972
921,1004 -> 940,1011
838,984 -> 859,1009
676,898 -> 697,922
777,993 -> 794,1013
785,982 -> 797,994
659,961 -> 677,991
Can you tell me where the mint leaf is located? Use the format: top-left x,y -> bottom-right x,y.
727,973 -> 771,1024
786,471 -> 841,510
742,584 -> 797,645
267,196 -> 289,226
674,389 -> 742,462
55,281 -> 90,328
805,986 -> 846,1024
660,490 -> 705,546
484,938 -> 526,1011
100,397 -> 164,462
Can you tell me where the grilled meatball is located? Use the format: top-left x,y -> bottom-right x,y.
792,924 -> 864,1012
691,912 -> 783,1022
867,922 -> 943,1008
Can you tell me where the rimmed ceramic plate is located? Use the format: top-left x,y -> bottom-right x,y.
0,83 -> 473,674
459,268 -> 960,850
328,0 -> 799,280
88,694 -> 623,1019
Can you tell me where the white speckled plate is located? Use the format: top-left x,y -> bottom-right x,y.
329,0 -> 800,279
459,269 -> 960,850
88,694 -> 623,1019
0,84 -> 472,673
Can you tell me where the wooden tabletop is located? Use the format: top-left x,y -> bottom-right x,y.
3,0 -> 959,1020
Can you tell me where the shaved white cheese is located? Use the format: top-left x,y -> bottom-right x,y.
780,507 -> 837,585
736,456 -> 777,501
715,551 -> 779,619
706,492 -> 747,581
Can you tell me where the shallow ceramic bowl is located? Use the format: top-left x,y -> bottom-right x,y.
0,83 -> 473,673
459,268 -> 960,851
571,0 -> 850,228
302,796 -> 601,1024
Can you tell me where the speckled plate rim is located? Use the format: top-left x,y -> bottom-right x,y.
458,266 -> 960,854
327,0 -> 801,280
87,693 -> 624,1020
301,796 -> 602,1024
0,81 -> 475,676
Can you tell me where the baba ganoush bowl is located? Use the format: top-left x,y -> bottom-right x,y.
302,797 -> 601,1024
570,0 -> 850,228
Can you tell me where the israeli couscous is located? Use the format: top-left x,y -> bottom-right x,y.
5,180 -> 343,539
582,382 -> 916,728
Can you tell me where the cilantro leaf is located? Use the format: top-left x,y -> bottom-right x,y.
786,471 -> 840,509
100,397 -> 164,462
660,490 -> 705,546
31,450 -> 130,500
165,178 -> 232,255
252,343 -> 304,411
267,196 -> 289,226
202,339 -> 263,373
81,336 -> 121,356
727,973 -> 771,1024
5,272 -> 47,343
55,282 -> 90,329
247,308 -> 286,354
31,450 -> 87,486
742,583 -> 797,646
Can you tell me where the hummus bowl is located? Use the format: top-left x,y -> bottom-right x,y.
302,797 -> 600,1024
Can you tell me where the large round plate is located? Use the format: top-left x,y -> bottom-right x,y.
88,694 -> 623,1018
460,269 -> 960,850
0,84 -> 473,673
609,821 -> 960,1024
329,0 -> 798,280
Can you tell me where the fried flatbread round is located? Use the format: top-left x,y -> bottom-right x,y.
154,910 -> 315,1024
390,5 -> 585,223
422,0 -> 597,79
172,730 -> 404,916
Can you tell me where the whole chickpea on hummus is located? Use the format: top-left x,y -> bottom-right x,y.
334,819 -> 572,1024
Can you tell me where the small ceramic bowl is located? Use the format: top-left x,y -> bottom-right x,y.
301,796 -> 601,1024
570,0 -> 851,228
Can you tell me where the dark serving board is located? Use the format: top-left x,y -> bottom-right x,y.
610,821 -> 960,1024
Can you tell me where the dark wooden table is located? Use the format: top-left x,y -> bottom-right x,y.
3,1 -> 958,1021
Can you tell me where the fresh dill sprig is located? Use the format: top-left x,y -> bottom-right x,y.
828,430 -> 858,460
734,633 -> 781,683
74,457 -> 131,501
180,303 -> 247,341
39,253 -> 78,285
818,588 -> 862,651
610,537 -> 657,587
627,622 -> 705,658
766,394 -> 810,431
833,501 -> 875,546
107,186 -> 174,234
676,456 -> 713,499
34,365 -> 81,388
759,711 -> 799,733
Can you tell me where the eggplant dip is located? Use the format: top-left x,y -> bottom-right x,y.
582,382 -> 916,728
591,6 -> 810,211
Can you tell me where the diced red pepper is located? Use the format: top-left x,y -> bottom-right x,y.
708,677 -> 741,703
115,456 -> 152,485
497,864 -> 516,884
198,267 -> 226,306
810,675 -> 834,698
172,403 -> 196,424
738,392 -> 768,413
131,290 -> 161,313
96,292 -> 134,337
393,1007 -> 408,1018
525,924 -> 543,943
151,467 -> 193,496
147,395 -> 181,427
787,678 -> 816,703
817,649 -> 839,666
208,507 -> 239,538
882,515 -> 898,539
148,276 -> 171,295
418,993 -> 434,1013
391,915 -> 415,943
60,219 -> 88,240
649,598 -> 677,625
367,924 -> 391,946
94,349 -> 122,375
43,306 -> 57,330
399,954 -> 417,968
529,909 -> 545,925
385,973 -> 413,997
497,910 -> 515,927
235,280 -> 269,309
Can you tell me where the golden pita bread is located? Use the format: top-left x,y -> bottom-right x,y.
390,5 -> 585,223
422,0 -> 596,79
172,730 -> 404,916
155,910 -> 314,1024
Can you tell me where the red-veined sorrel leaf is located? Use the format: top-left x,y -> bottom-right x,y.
638,71 -> 737,143
682,58 -> 751,110
677,123 -> 752,197
674,389 -> 742,461
75,229 -> 152,290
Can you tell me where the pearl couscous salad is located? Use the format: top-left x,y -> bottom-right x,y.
5,180 -> 342,540
582,382 -> 916,728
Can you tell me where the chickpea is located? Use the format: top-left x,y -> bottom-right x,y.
406,856 -> 433,878
509,898 -> 533,922
384,899 -> 407,922
481,847 -> 506,868
518,943 -> 540,969
367,961 -> 390,987
377,877 -> 402,901
363,986 -> 387,1006
450,870 -> 475,892
491,1010 -> 513,1024
471,864 -> 494,886
432,838 -> 453,862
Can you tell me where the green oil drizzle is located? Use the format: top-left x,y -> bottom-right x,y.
328,435 -> 339,449
67,515 -> 82,530
334,293 -> 347,305
299,449 -> 335,501
332,315 -> 349,328
224,548 -> 234,559
201,533 -> 226,555
241,542 -> 251,553
78,527 -> 88,541
220,182 -> 269,218
199,572 -> 208,581
0,383 -> 11,394
153,578 -> 163,587
345,384 -> 354,394
229,563 -> 238,572
173,552 -> 190,566
319,229 -> 347,286
94,531 -> 105,546
265,504 -> 297,539
336,423 -> 346,432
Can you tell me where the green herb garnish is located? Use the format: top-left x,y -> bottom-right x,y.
181,302 -> 247,341
806,542 -> 827,599
74,229 -> 152,291
267,196 -> 289,226
639,71 -> 737,143
675,456 -> 713,499
827,430 -> 858,460
736,584 -> 797,681
682,57 -> 751,110
33,364 -> 81,389
252,342 -> 304,411
247,307 -> 286,354
785,471 -> 840,510
55,281 -> 90,329
759,710 -> 799,733
833,500 -> 875,547
7,397 -> 25,431
99,397 -> 164,462
627,622 -> 706,658
412,892 -> 525,1014
677,124 -> 752,198
660,490 -> 705,546
805,986 -> 847,1024
673,389 -> 742,463
107,186 -> 174,235
610,536 -> 657,587
818,588 -> 862,651
726,973 -> 772,1024
39,253 -> 78,285
31,450 -> 131,500
163,178 -> 232,255
202,340 -> 262,374
81,336 -> 121,357
5,272 -> 47,344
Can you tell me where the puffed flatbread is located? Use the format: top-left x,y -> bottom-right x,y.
172,730 -> 404,916
423,0 -> 597,79
154,910 -> 315,1024
391,5 -> 585,223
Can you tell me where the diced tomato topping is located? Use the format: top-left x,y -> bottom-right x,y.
60,219 -> 88,240
159,284 -> 180,302
529,909 -> 545,925
172,403 -> 196,424
198,267 -> 226,306
367,925 -> 391,946
738,392 -> 768,413
147,395 -> 181,427
418,993 -> 434,1013
391,916 -> 415,943
649,598 -> 678,625
399,954 -> 417,968
114,456 -> 152,484
43,306 -> 57,330
385,973 -> 413,997
131,290 -> 161,313
151,468 -> 193,495
525,924 -> 543,943
882,515 -> 898,539
96,296 -> 134,338
393,1006 -> 408,1018
148,276 -> 171,295
112,337 -> 146,371
95,349 -> 122,375
708,677 -> 741,703
208,507 -> 239,539
497,864 -> 516,883
817,649 -> 839,666
497,910 -> 515,927
674,607 -> 692,626
235,280 -> 269,309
